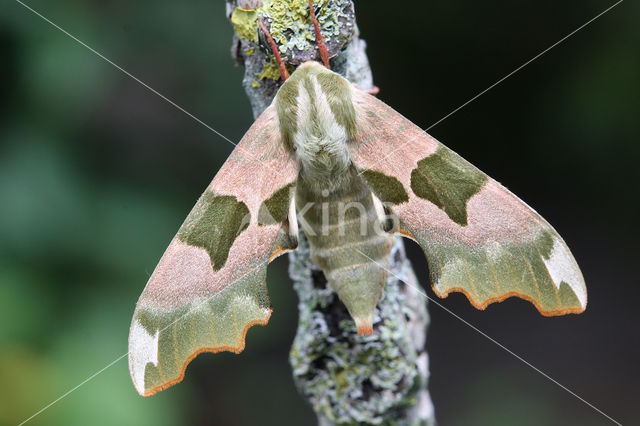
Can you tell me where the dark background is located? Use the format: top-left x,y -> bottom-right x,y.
1,0 -> 638,425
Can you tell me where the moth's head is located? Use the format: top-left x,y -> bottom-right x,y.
275,62 -> 356,153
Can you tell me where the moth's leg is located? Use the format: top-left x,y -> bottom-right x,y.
356,84 -> 381,96
258,19 -> 289,81
372,193 -> 386,223
367,86 -> 380,95
288,195 -> 299,243
371,193 -> 395,233
308,0 -> 330,69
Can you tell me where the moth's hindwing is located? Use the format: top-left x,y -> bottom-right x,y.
128,106 -> 298,396
350,89 -> 587,315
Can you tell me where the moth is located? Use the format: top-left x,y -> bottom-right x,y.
128,2 -> 586,397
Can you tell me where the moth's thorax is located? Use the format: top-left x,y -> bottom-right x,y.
275,62 -> 357,193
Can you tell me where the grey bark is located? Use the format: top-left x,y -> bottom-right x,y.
226,2 -> 435,424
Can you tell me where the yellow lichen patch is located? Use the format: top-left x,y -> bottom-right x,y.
260,0 -> 313,43
258,0 -> 335,52
256,61 -> 282,81
251,80 -> 261,88
231,8 -> 259,43
244,47 -> 255,56
232,1 -> 349,66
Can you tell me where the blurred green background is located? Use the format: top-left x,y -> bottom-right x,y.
1,0 -> 638,425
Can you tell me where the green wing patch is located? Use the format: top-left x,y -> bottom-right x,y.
426,230 -> 583,314
178,190 -> 250,271
410,147 -> 487,226
131,266 -> 271,396
361,169 -> 409,205
258,182 -> 295,225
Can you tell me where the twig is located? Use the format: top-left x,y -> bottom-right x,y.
226,1 -> 435,423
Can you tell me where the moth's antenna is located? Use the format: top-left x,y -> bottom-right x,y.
308,0 -> 330,69
258,18 -> 290,81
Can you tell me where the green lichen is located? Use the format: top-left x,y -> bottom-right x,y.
259,0 -> 347,54
244,47 -> 255,56
256,60 -> 282,81
260,0 -> 318,49
231,8 -> 259,43
232,1 -> 350,57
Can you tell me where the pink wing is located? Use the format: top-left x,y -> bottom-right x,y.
350,88 -> 587,316
128,105 -> 299,396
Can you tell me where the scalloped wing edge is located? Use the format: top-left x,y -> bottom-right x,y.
433,286 -> 585,316
395,218 -> 586,316
137,311 -> 272,397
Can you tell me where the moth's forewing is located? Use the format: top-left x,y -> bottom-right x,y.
350,88 -> 587,315
128,106 -> 299,396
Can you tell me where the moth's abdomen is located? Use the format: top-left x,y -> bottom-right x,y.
296,167 -> 394,335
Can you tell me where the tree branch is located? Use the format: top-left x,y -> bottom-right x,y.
226,1 -> 435,424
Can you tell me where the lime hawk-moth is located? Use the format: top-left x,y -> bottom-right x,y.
128,5 -> 586,397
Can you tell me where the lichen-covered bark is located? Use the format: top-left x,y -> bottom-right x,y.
226,1 -> 435,424
289,236 -> 434,425
227,0 -> 358,118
